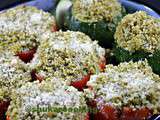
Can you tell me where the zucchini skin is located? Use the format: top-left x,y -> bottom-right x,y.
64,8 -> 125,48
65,15 -> 114,48
113,46 -> 160,75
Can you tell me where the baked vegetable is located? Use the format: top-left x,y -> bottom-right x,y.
30,31 -> 106,90
85,60 -> 160,120
0,53 -> 31,93
113,11 -> 160,74
7,79 -> 88,120
0,97 -> 10,120
0,6 -> 57,63
56,0 -> 125,48
0,53 -> 31,120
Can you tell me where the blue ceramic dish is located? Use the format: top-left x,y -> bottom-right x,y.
20,0 -> 160,18
119,0 -> 160,18
1,0 -> 159,18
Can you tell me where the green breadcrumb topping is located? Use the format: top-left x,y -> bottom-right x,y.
86,60 -> 160,113
0,5 -> 56,54
115,11 -> 160,53
73,0 -> 123,23
0,31 -> 39,54
0,52 -> 31,100
7,79 -> 87,120
30,31 -> 105,83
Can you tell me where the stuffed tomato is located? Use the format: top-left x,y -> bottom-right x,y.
7,78 -> 89,120
0,6 -> 57,63
85,60 -> 160,120
30,31 -> 106,90
56,0 -> 125,48
0,53 -> 32,120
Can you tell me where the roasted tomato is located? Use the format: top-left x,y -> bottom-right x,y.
70,74 -> 91,91
87,98 -> 152,120
93,105 -> 119,120
121,107 -> 152,120
31,70 -> 44,82
0,100 -> 10,120
85,113 -> 90,120
99,57 -> 106,72
135,107 -> 152,120
16,48 -> 36,63
121,107 -> 136,120
6,115 -> 10,120
87,99 -> 118,120
51,23 -> 58,32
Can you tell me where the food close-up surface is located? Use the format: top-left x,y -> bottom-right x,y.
0,0 -> 160,120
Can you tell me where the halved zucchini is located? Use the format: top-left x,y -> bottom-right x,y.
113,11 -> 160,75
56,0 -> 125,48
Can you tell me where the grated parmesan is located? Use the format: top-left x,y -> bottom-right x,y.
7,78 -> 87,120
30,31 -> 105,83
86,60 -> 160,113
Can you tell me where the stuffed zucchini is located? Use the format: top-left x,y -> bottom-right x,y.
56,0 -> 125,48
85,60 -> 160,120
113,11 -> 160,74
7,78 -> 88,120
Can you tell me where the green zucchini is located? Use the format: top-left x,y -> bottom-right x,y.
113,46 -> 160,75
55,0 -> 72,29
56,0 -> 125,48
113,11 -> 160,75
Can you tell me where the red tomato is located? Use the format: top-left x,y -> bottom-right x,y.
6,115 -> 10,120
121,107 -> 152,120
31,70 -> 44,83
121,107 -> 136,120
87,99 -> 119,120
70,74 -> 91,91
92,105 -> 118,120
0,100 -> 10,120
88,99 -> 97,107
99,62 -> 106,72
16,48 -> 36,63
135,107 -> 152,120
84,113 -> 90,120
99,57 -> 106,72
51,23 -> 58,32
87,98 -> 152,120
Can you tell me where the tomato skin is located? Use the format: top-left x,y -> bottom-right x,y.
31,70 -> 44,83
70,74 -> 91,91
84,113 -> 90,120
51,23 -> 58,32
120,107 -> 152,120
0,100 -> 10,120
70,57 -> 106,91
16,48 -> 36,63
99,63 -> 106,72
87,100 -> 118,120
121,107 -> 136,120
87,98 -> 153,120
135,108 -> 152,120
95,105 -> 119,120
99,57 -> 106,72
6,115 -> 10,120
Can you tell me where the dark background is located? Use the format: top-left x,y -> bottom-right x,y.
133,0 -> 160,14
